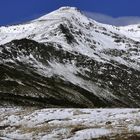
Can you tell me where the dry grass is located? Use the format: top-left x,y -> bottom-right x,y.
96,133 -> 140,140
70,125 -> 88,133
13,107 -> 38,116
73,110 -> 89,116
20,124 -> 50,135
70,124 -> 101,134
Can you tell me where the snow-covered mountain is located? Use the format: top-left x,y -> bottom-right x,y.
0,7 -> 140,107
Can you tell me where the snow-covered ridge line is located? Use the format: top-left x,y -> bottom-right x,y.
0,6 -> 140,45
0,7 -> 140,108
0,7 -> 140,65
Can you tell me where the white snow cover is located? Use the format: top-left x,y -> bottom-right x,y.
0,7 -> 139,103
0,108 -> 140,139
0,7 -> 140,97
0,8 -> 140,139
0,6 -> 140,67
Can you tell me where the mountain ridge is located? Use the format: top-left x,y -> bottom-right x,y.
0,7 -> 140,107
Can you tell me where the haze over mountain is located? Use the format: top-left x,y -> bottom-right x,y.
0,7 -> 140,108
84,11 -> 140,26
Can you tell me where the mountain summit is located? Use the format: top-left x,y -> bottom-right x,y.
0,7 -> 140,107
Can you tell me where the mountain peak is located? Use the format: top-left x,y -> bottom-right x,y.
36,6 -> 87,23
0,5 -> 140,108
58,6 -> 80,12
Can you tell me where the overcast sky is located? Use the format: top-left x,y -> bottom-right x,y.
0,0 -> 140,26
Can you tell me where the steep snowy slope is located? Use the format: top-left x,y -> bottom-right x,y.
0,7 -> 140,107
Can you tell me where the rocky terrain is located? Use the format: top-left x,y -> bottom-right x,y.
0,108 -> 140,140
0,7 -> 140,107
0,6 -> 140,140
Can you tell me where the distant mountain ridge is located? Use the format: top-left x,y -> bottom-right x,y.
0,7 -> 140,107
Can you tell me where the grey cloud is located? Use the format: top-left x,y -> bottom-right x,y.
84,11 -> 140,26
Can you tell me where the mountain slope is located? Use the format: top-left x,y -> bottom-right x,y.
0,7 -> 140,107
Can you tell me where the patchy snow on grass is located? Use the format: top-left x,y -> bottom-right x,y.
0,108 -> 140,140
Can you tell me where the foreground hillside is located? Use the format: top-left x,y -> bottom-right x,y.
0,108 -> 140,140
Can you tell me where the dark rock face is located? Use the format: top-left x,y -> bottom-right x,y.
0,39 -> 140,107
0,7 -> 140,108
0,39 -> 106,107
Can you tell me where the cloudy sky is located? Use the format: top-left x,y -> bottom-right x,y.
0,0 -> 140,26
84,12 -> 140,26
